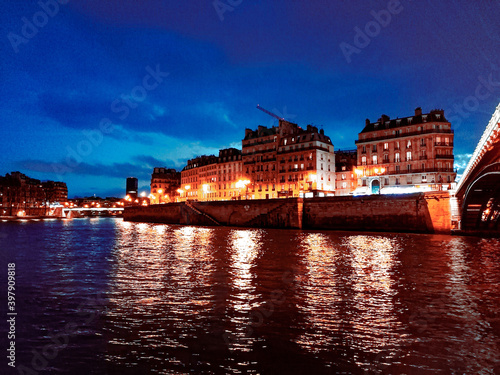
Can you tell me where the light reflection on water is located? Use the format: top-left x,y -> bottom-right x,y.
3,218 -> 500,374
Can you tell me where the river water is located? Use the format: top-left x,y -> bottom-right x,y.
1,218 -> 499,374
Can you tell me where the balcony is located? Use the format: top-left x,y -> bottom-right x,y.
435,154 -> 454,159
383,167 -> 457,176
435,142 -> 453,146
419,155 -> 428,160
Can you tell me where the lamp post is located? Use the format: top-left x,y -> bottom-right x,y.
235,179 -> 251,200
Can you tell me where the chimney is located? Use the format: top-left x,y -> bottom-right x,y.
320,129 -> 324,135
258,125 -> 266,136
365,119 -> 370,126
415,107 -> 422,116
245,128 -> 252,138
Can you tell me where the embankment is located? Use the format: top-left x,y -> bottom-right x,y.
124,192 -> 452,234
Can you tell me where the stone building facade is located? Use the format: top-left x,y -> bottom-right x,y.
150,168 -> 181,204
335,149 -> 357,195
355,107 -> 456,194
242,120 -> 336,199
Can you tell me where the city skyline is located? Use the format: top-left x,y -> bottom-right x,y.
1,1 -> 499,197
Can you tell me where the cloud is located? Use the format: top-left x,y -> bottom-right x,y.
454,153 -> 473,173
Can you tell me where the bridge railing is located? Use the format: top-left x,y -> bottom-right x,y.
456,102 -> 500,193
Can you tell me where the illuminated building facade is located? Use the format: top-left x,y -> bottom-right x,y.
41,181 -> 68,203
150,168 -> 181,204
354,107 -> 456,194
217,148 -> 244,200
180,155 -> 218,201
334,149 -> 357,195
243,120 -> 336,199
177,120 -> 336,201
0,172 -> 67,216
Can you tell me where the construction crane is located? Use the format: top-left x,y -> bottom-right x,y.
256,104 -> 284,121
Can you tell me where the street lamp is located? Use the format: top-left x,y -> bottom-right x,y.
235,179 -> 251,200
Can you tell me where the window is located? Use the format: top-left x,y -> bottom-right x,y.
362,156 -> 367,165
342,182 -> 347,189
396,165 -> 400,172
406,151 -> 412,161
395,141 -> 400,150
384,178 -> 389,185
396,178 -> 400,185
395,152 -> 400,162
384,142 -> 389,150
407,165 -> 412,172
444,137 -> 450,145
362,145 -> 366,153
383,154 -> 389,162
373,145 -> 377,152
372,155 -> 378,164
341,174 -> 346,180
422,175 -> 427,182
407,140 -> 412,148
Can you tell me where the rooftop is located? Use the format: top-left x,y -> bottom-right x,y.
360,108 -> 448,134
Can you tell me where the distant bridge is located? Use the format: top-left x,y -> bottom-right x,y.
455,102 -> 500,233
63,207 -> 123,217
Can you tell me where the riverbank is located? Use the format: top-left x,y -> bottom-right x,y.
124,192 -> 452,234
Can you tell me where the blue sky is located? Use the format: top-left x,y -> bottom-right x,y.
1,0 -> 499,197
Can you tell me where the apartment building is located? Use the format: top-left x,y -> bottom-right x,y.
354,107 -> 456,194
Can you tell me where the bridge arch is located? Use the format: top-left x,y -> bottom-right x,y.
461,162 -> 500,231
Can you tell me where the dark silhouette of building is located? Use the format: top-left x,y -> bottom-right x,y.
0,172 -> 67,216
126,177 -> 138,198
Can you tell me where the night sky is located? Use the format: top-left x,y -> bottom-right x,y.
1,0 -> 499,198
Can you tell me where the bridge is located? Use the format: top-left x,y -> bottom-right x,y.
455,102 -> 500,234
63,207 -> 123,218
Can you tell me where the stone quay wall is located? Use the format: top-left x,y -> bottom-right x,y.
124,192 -> 452,234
